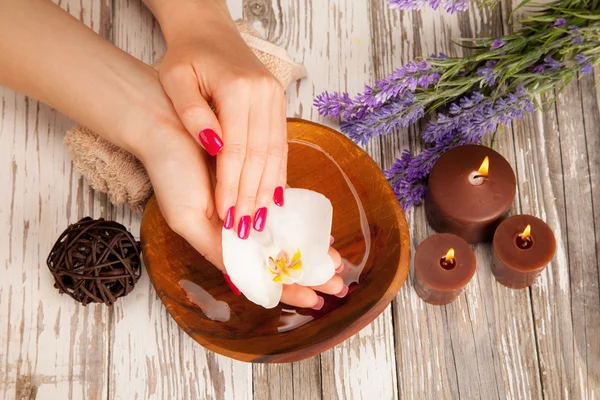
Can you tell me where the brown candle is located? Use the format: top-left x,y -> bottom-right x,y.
426,145 -> 516,244
414,233 -> 476,305
491,215 -> 556,289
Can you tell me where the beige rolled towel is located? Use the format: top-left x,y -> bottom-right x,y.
64,20 -> 306,211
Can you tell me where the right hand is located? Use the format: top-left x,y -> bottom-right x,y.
155,0 -> 288,241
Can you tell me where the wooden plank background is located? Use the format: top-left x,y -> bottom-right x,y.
0,0 -> 598,398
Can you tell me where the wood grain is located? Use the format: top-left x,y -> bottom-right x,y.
0,0 -> 599,398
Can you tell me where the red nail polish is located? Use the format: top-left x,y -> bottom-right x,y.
238,215 -> 251,239
274,186 -> 284,207
224,206 -> 235,229
335,285 -> 349,298
312,296 -> 325,311
198,129 -> 223,156
253,207 -> 267,232
335,262 -> 345,274
223,273 -> 241,296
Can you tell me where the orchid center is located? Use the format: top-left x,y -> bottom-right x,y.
267,249 -> 303,284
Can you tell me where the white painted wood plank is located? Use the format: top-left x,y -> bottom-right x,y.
0,1 -> 113,399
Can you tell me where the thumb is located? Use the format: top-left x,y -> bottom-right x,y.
160,65 -> 223,156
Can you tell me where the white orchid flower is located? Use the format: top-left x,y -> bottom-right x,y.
222,188 -> 335,309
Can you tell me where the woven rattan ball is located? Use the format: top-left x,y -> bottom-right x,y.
47,217 -> 142,306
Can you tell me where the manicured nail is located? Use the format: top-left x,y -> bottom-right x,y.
312,296 -> 325,311
335,262 -> 345,274
330,236 -> 335,245
274,186 -> 284,207
198,129 -> 223,156
335,285 -> 349,298
238,215 -> 251,240
223,273 -> 241,296
253,207 -> 267,232
224,206 -> 235,230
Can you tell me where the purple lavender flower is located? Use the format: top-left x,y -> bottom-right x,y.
491,39 -> 505,50
543,56 -> 561,71
477,60 -> 499,86
580,63 -> 593,75
575,54 -> 588,65
340,94 -> 425,145
441,0 -> 468,13
314,91 -> 355,119
552,18 -> 567,28
530,64 -> 545,73
389,0 -> 430,11
315,58 -> 441,144
569,25 -> 584,44
421,88 -> 534,145
366,61 -> 440,106
389,0 -> 467,13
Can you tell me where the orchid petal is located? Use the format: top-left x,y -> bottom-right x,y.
222,228 -> 282,309
268,189 -> 335,287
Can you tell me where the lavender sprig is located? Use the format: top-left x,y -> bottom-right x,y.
385,89 -> 534,208
316,1 -> 600,209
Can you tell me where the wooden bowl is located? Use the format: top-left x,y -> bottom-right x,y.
140,118 -> 410,363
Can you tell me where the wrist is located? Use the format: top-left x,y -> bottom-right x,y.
146,0 -> 232,44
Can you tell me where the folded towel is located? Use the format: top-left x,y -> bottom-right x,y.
64,20 -> 307,210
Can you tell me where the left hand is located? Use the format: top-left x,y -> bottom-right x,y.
141,122 -> 347,309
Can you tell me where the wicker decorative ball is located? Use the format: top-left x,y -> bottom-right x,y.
47,217 -> 142,306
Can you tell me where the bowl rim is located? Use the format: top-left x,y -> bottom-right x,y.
142,118 -> 411,363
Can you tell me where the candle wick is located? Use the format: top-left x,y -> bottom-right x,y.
516,234 -> 534,250
468,171 -> 486,186
439,256 -> 457,270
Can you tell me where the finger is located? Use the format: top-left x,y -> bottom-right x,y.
273,97 -> 288,207
233,88 -> 272,238
214,92 -> 250,228
160,65 -> 223,156
310,274 -> 347,297
176,217 -> 225,271
328,247 -> 342,270
280,285 -> 324,310
253,89 -> 287,228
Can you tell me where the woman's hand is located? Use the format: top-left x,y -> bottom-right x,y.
141,124 -> 347,309
146,0 -> 288,241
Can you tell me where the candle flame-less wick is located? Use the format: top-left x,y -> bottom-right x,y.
477,156 -> 490,177
520,224 -> 532,240
444,248 -> 455,262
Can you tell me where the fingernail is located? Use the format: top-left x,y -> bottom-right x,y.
223,273 -> 241,296
330,236 -> 335,245
224,206 -> 235,230
238,215 -> 251,240
335,285 -> 349,298
198,129 -> 223,156
312,296 -> 325,311
253,207 -> 267,232
274,186 -> 284,207
335,262 -> 345,274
